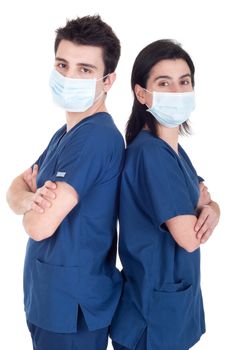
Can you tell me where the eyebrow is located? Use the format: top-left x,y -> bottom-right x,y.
55,57 -> 97,69
179,73 -> 191,79
154,73 -> 191,82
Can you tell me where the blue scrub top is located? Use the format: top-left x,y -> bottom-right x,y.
24,112 -> 125,333
110,131 -> 205,350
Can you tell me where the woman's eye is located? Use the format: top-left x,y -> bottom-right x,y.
181,80 -> 191,85
159,81 -> 169,87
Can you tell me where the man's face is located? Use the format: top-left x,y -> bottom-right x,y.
54,40 -> 107,99
55,39 -> 105,79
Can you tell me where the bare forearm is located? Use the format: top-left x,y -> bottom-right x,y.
23,181 -> 78,241
6,175 -> 33,215
23,209 -> 54,241
166,215 -> 201,253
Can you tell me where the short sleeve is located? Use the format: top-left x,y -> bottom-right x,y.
50,124 -> 123,200
198,175 -> 204,183
32,146 -> 49,169
141,143 -> 196,227
31,126 -> 66,169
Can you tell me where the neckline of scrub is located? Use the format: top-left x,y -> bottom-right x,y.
65,111 -> 111,134
55,112 -> 111,147
140,129 -> 182,158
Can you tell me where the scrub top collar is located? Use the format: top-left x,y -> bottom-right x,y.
65,112 -> 112,134
140,130 -> 182,158
57,112 -> 112,148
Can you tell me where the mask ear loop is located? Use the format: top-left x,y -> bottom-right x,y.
96,73 -> 111,82
99,73 -> 113,97
94,74 -> 112,101
143,88 -> 152,94
142,88 -> 153,110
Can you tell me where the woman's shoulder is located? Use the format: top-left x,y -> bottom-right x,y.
129,131 -> 177,160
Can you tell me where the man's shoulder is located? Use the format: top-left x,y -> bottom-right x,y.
85,113 -> 124,147
65,115 -> 124,155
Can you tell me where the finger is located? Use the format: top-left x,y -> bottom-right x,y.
211,218 -> 219,230
205,219 -> 218,235
31,164 -> 39,192
195,211 -> 209,232
44,180 -> 57,190
200,228 -> 212,244
32,164 -> 39,175
196,223 -> 209,240
31,201 -> 44,213
34,193 -> 52,209
40,187 -> 56,200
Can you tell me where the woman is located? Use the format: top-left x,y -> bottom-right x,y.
110,40 -> 220,350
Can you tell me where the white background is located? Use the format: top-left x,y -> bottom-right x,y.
0,0 -> 231,349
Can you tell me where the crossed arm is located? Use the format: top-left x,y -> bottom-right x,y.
6,164 -> 78,241
7,166 -> 220,250
166,182 -> 220,253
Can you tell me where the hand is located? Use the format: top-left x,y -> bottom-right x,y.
30,181 -> 57,213
196,182 -> 211,210
23,164 -> 39,193
195,203 -> 220,244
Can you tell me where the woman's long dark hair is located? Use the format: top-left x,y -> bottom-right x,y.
126,39 -> 195,145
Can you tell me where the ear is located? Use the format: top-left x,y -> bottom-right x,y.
103,72 -> 116,92
134,84 -> 146,104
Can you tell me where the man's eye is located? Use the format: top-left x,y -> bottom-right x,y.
57,63 -> 66,69
81,67 -> 91,73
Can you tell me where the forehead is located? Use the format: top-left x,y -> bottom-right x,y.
56,40 -> 104,68
149,59 -> 191,78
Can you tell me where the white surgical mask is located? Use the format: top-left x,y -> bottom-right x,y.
146,90 -> 195,128
49,69 -> 107,112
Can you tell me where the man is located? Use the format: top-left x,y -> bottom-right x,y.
6,15 -> 124,350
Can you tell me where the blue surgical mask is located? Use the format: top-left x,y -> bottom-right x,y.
49,69 -> 106,112
146,90 -> 195,128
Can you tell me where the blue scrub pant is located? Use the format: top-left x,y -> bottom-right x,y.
112,329 -> 147,350
112,329 -> 190,350
27,308 -> 108,350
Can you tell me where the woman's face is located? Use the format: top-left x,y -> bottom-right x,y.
137,58 -> 193,108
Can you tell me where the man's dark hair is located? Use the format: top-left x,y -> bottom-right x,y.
54,15 -> 121,75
